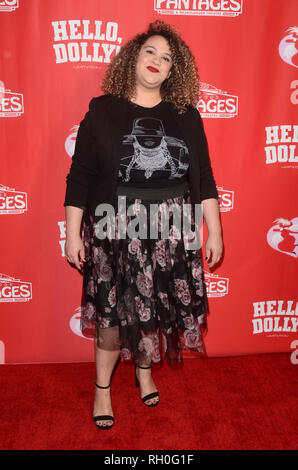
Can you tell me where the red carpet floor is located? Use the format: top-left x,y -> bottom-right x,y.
0,352 -> 297,450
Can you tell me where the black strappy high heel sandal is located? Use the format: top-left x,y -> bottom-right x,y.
135,364 -> 160,407
93,381 -> 114,430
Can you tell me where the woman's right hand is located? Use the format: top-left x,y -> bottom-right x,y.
65,234 -> 86,271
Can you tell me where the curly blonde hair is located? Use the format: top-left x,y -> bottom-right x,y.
101,20 -> 201,114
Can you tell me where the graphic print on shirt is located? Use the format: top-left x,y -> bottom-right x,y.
118,117 -> 189,182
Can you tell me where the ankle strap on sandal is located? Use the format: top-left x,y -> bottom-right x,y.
94,381 -> 111,389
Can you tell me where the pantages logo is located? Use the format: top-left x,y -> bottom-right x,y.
0,0 -> 19,12
51,20 -> 122,65
197,83 -> 238,118
0,184 -> 27,214
0,87 -> 24,117
0,273 -> 32,302
265,125 -> 298,167
204,271 -> 229,297
154,0 -> 243,17
216,187 -> 234,212
252,300 -> 298,336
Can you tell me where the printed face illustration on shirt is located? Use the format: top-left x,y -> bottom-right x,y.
118,117 -> 189,182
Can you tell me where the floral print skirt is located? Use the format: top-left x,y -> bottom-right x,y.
81,189 -> 210,366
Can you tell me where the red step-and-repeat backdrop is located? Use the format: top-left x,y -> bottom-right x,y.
0,0 -> 297,365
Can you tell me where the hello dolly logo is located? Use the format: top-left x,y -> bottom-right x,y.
51,20 -> 122,65
154,0 -> 243,16
279,26 -> 298,68
0,0 -> 19,12
252,300 -> 298,336
265,125 -> 298,167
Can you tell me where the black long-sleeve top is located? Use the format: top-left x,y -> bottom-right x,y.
63,94 -> 219,216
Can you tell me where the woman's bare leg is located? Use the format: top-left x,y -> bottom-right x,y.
93,336 -> 120,427
136,365 -> 159,405
136,331 -> 159,405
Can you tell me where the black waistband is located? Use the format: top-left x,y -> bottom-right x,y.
115,180 -> 190,200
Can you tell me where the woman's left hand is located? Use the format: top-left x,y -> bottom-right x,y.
205,232 -> 223,268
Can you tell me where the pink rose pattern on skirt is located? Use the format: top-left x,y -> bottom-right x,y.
80,190 -> 210,366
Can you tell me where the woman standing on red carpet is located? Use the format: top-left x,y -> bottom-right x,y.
64,20 -> 223,430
